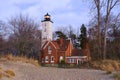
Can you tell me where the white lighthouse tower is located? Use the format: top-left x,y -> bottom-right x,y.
41,13 -> 53,44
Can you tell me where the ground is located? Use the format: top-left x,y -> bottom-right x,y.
0,60 -> 115,80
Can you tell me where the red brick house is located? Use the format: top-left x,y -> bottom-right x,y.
40,38 -> 91,64
40,13 -> 91,64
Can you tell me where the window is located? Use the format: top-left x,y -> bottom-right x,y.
74,59 -> 77,63
78,59 -> 82,64
44,28 -> 46,32
51,56 -> 54,63
71,59 -> 75,63
69,58 -> 75,63
48,46 -> 52,54
68,59 -> 71,63
69,59 -> 72,63
45,56 -> 48,63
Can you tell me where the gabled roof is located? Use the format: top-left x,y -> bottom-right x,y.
42,39 -> 72,51
51,41 -> 59,49
71,49 -> 86,56
45,13 -> 50,16
57,39 -> 70,51
41,41 -> 49,49
42,41 -> 59,49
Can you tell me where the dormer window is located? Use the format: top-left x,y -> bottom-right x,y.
48,46 -> 52,54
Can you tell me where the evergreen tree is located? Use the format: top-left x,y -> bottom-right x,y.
55,31 -> 67,39
78,24 -> 87,49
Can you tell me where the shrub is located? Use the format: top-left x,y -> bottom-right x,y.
61,59 -> 65,64
58,59 -> 66,68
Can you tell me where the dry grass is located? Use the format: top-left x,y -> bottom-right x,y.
0,67 -> 2,70
3,54 -> 39,67
0,68 -> 3,79
114,72 -> 120,80
91,60 -> 120,72
0,71 -> 2,79
0,68 -> 15,78
5,70 -> 15,77
28,59 -> 39,67
0,54 -> 39,79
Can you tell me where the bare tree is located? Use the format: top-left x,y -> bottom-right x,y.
8,14 -> 41,58
55,25 -> 77,47
88,25 -> 100,60
107,14 -> 120,59
0,21 -> 6,51
0,21 -> 6,38
90,0 -> 120,59
103,0 -> 120,59
91,0 -> 103,59
88,13 -> 120,60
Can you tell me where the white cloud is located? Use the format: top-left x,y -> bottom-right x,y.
53,11 -> 89,28
0,0 -> 90,30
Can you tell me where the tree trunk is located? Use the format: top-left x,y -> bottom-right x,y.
95,0 -> 102,59
98,6 -> 102,59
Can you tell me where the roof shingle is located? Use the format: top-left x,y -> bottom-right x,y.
71,49 -> 86,56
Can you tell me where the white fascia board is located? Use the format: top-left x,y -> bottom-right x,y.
66,56 -> 87,58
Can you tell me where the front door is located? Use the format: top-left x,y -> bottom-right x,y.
59,56 -> 63,62
77,59 -> 82,64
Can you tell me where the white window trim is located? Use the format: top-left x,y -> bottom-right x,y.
51,56 -> 54,63
48,46 -> 52,54
68,58 -> 76,63
51,61 -> 54,63
45,61 -> 48,63
69,59 -> 71,63
71,59 -> 73,63
45,56 -> 49,63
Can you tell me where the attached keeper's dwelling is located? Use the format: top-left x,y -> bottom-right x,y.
40,13 -> 90,64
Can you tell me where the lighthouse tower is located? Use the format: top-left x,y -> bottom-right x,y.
41,13 -> 53,44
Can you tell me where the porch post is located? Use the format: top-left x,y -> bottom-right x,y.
77,59 -> 78,65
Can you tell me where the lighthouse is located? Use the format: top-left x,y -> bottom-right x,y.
41,13 -> 53,44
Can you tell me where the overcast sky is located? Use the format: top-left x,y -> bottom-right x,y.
0,0 -> 94,30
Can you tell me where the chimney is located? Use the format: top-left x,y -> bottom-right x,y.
59,37 -> 63,46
